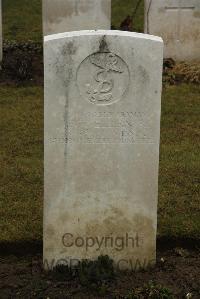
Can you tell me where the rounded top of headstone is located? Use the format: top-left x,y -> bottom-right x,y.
44,30 -> 163,44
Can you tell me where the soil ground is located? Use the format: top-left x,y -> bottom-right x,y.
0,240 -> 200,298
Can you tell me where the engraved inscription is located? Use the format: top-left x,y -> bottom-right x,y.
77,52 -> 130,105
49,111 -> 155,144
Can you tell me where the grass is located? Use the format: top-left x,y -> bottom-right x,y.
0,83 -> 199,243
158,84 -> 200,239
2,0 -> 144,42
0,85 -> 43,242
2,0 -> 42,42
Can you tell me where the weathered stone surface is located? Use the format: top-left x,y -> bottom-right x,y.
0,0 -> 2,63
43,0 -> 111,36
44,30 -> 163,271
145,0 -> 200,61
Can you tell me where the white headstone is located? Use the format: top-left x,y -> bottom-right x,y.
43,0 -> 111,36
145,0 -> 200,61
44,30 -> 163,271
0,0 -> 2,63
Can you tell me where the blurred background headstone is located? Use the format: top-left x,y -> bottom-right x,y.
144,0 -> 200,61
43,0 -> 111,35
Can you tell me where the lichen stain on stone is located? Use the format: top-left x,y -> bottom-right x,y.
193,11 -> 200,18
44,246 -> 54,253
138,65 -> 150,85
45,225 -> 56,237
85,212 -> 154,248
53,42 -> 76,76
109,207 -> 124,218
62,41 -> 77,56
60,211 -> 69,224
99,36 -> 110,53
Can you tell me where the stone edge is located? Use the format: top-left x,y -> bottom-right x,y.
44,30 -> 163,44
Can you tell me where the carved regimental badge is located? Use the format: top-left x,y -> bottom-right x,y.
77,52 -> 129,105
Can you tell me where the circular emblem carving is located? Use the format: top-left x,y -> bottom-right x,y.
77,52 -> 129,105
